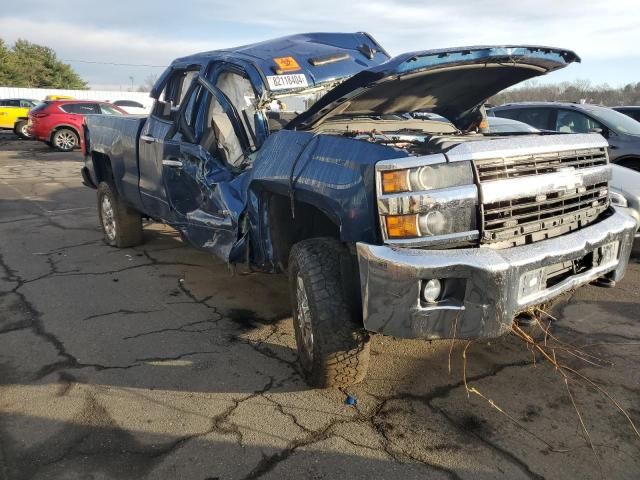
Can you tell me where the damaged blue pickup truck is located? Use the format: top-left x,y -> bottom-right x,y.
82,32 -> 637,388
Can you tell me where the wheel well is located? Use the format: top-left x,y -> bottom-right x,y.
267,193 -> 341,271
50,125 -> 80,142
91,151 -> 114,184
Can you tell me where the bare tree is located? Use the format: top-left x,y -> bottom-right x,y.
137,74 -> 159,92
491,80 -> 640,106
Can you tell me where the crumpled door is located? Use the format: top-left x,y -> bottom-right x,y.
162,75 -> 252,262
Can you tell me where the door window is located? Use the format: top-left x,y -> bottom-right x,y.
215,71 -> 257,150
178,84 -> 209,142
514,108 -> 552,130
153,68 -> 200,120
555,110 -> 601,133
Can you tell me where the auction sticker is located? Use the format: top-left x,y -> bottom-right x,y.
266,74 -> 308,91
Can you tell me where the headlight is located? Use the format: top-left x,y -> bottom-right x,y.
377,156 -> 479,246
385,205 -> 477,240
381,162 -> 473,194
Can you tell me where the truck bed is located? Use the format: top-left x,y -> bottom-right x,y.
83,114 -> 147,211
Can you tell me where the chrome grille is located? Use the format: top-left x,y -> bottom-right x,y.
475,147 -> 607,182
476,147 -> 610,246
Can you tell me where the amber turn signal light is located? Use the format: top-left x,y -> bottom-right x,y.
385,215 -> 419,238
381,170 -> 410,194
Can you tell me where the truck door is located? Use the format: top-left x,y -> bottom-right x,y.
138,68 -> 199,221
162,74 -> 254,261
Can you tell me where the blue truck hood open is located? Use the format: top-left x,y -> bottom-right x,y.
287,45 -> 580,130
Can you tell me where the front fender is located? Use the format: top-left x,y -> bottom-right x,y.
245,130 -> 409,266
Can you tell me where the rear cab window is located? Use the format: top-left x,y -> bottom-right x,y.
99,104 -> 124,115
115,100 -> 143,108
153,68 -> 200,121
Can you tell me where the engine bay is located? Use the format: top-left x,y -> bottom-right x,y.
313,116 -> 542,156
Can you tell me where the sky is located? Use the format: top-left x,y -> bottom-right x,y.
1,0 -> 638,91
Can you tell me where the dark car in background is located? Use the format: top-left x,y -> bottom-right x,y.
613,106 -> 640,123
491,102 -> 640,170
487,116 -> 540,134
28,100 -> 126,152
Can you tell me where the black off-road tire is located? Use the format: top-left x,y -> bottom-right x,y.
14,120 -> 31,139
289,238 -> 370,388
97,181 -> 143,248
51,128 -> 79,152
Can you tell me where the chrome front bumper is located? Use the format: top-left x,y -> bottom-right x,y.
356,208 -> 637,340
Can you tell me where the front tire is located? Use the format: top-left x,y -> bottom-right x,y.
14,121 -> 31,139
97,182 -> 143,248
289,238 -> 370,388
52,128 -> 79,152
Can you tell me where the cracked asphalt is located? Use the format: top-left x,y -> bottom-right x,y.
0,131 -> 639,480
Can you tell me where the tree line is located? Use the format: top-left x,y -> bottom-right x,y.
0,39 -> 87,89
490,79 -> 640,106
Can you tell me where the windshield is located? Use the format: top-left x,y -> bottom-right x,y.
589,107 -> 640,135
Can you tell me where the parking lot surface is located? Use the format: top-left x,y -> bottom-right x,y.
0,132 -> 639,479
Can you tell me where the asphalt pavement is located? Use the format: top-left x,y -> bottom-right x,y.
0,131 -> 639,479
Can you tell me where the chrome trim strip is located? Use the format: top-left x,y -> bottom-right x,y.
481,164 -> 611,204
375,153 -> 447,171
384,230 -> 479,247
445,133 -> 609,163
162,159 -> 183,168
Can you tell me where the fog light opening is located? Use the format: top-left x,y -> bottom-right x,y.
422,279 -> 443,303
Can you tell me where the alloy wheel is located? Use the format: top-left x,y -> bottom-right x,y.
55,131 -> 76,150
295,274 -> 314,358
100,195 -> 116,241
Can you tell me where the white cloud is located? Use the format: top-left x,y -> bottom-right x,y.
0,17 -> 221,65
1,1 -> 638,87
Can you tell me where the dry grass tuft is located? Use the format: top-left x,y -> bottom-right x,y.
459,306 -> 640,477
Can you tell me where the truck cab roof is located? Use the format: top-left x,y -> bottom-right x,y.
171,32 -> 390,91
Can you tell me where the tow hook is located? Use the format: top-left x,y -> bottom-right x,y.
591,277 -> 616,288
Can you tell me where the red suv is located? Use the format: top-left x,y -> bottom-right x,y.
29,100 -> 126,152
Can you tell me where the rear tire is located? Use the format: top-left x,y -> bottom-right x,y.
14,121 -> 31,140
289,238 -> 370,388
52,128 -> 79,152
97,181 -> 143,248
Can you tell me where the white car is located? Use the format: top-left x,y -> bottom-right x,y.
610,164 -> 640,253
112,100 -> 150,115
